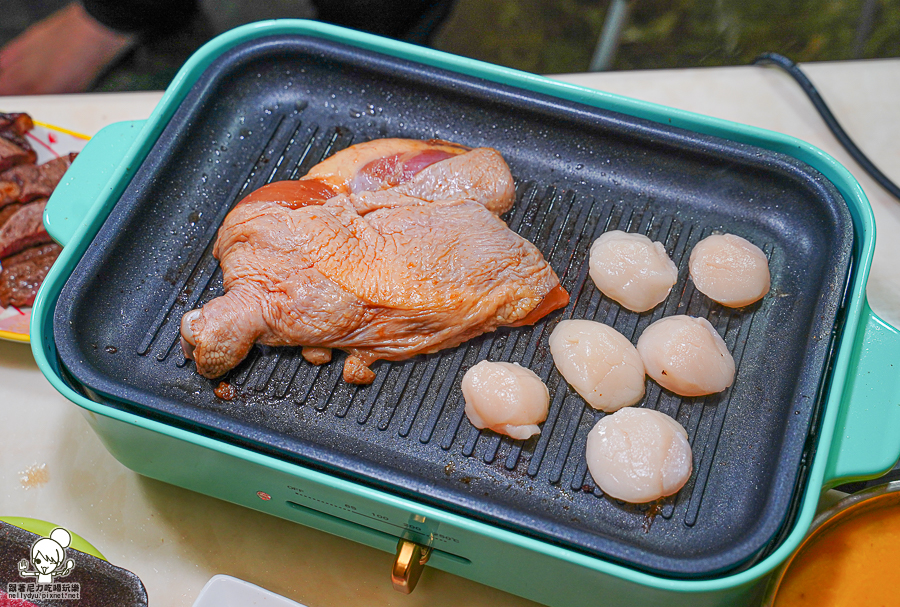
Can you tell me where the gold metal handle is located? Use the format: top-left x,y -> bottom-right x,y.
391,538 -> 432,594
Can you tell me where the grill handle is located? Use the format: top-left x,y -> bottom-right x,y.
824,298 -> 900,486
44,120 -> 145,248
391,538 -> 432,594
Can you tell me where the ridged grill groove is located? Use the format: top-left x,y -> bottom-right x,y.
136,116 -> 779,531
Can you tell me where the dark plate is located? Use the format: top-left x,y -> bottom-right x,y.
0,522 -> 147,606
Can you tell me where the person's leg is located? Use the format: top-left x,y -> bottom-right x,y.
0,2 -> 135,95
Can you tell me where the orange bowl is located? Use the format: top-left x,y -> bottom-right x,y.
764,480 -> 900,606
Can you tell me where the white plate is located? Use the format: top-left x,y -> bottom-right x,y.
0,121 -> 89,342
192,575 -> 308,607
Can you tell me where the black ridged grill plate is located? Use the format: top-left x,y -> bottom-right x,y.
53,35 -> 853,577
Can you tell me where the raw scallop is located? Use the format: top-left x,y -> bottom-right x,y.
461,361 -> 549,440
589,230 -> 678,312
548,319 -> 645,412
636,315 -> 735,397
586,407 -> 692,503
689,233 -> 770,307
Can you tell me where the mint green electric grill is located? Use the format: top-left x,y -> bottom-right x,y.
32,20 -> 900,606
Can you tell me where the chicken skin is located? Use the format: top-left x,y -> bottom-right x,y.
181,139 -> 568,383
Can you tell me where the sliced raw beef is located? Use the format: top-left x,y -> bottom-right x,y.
0,199 -> 52,258
0,153 -> 78,203
0,242 -> 62,307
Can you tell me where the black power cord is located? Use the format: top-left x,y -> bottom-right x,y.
752,52 -> 900,203
755,52 -> 900,495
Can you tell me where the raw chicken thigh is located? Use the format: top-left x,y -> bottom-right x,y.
636,315 -> 735,397
689,233 -> 770,307
549,319 -> 645,412
589,231 -> 678,312
181,139 -> 568,383
586,407 -> 693,503
461,361 -> 550,439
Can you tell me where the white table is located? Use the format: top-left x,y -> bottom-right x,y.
1,59 -> 898,606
